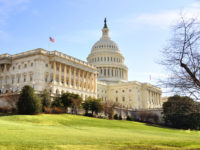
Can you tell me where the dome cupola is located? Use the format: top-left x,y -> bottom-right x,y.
87,18 -> 128,83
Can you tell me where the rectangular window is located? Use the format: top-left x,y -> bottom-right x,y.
6,77 -> 9,84
30,75 -> 33,82
12,77 -> 14,84
18,76 -> 20,83
24,75 -> 26,82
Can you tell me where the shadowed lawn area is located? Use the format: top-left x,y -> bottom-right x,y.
0,114 -> 200,150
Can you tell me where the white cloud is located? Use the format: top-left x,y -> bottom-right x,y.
117,2 -> 200,29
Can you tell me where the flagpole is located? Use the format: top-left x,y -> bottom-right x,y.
48,40 -> 50,51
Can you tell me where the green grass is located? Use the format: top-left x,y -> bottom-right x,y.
0,114 -> 200,150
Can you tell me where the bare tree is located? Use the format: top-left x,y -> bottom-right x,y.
161,14 -> 200,99
104,101 -> 119,119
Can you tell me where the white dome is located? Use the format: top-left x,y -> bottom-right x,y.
87,18 -> 128,83
91,38 -> 120,53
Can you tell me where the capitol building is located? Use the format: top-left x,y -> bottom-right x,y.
0,19 -> 162,110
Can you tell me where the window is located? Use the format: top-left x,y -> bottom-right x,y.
31,63 -> 33,67
116,90 -> 118,93
13,66 -> 15,70
116,97 -> 118,102
30,75 -> 33,82
24,75 -> 26,82
122,97 -> 125,102
45,76 -> 48,82
24,64 -> 27,68
12,77 -> 14,84
18,65 -> 21,69
45,64 -> 48,67
122,90 -> 125,93
0,78 -> 3,84
129,89 -> 132,92
107,57 -> 109,61
6,77 -> 9,84
17,76 -> 20,83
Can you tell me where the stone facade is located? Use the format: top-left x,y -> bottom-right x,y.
0,19 -> 162,110
0,49 -> 97,100
88,19 -> 162,110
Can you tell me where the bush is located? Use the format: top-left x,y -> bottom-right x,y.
135,111 -> 159,124
17,85 -> 42,114
163,95 -> 200,130
43,106 -> 52,114
52,107 -> 65,114
82,97 -> 103,116
0,106 -> 12,113
40,90 -> 51,112
126,115 -> 133,121
51,96 -> 63,108
114,114 -> 119,120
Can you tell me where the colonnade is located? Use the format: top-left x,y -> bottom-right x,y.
148,90 -> 161,107
52,61 -> 97,93
98,67 -> 128,80
0,64 -> 8,85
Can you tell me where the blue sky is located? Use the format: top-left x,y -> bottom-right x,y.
1,0 -> 200,92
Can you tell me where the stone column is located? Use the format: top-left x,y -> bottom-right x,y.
59,63 -> 61,84
77,69 -> 80,89
64,65 -> 66,86
68,66 -> 71,87
113,68 -> 115,77
85,72 -> 88,91
81,70 -> 84,90
90,73 -> 93,92
94,73 -> 97,92
3,64 -> 7,85
53,61 -> 56,83
73,67 -> 76,88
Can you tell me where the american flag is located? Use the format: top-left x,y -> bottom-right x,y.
49,37 -> 55,43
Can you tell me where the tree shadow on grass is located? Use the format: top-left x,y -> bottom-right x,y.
0,113 -> 16,117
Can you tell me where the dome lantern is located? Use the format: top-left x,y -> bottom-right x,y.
102,18 -> 110,39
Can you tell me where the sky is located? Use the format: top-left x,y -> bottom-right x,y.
1,0 -> 200,94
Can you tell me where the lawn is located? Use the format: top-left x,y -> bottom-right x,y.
0,114 -> 200,150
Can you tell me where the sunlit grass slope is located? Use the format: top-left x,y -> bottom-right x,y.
0,114 -> 200,150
